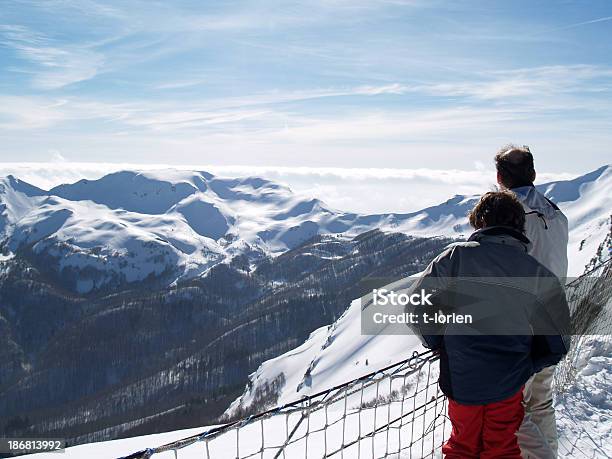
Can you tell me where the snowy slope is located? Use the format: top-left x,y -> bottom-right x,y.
225,276 -> 424,416
25,425 -> 211,459
550,166 -> 612,275
224,165 -> 611,430
0,175 -> 46,236
556,336 -> 612,458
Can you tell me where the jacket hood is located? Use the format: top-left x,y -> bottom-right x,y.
468,226 -> 531,249
511,185 -> 560,219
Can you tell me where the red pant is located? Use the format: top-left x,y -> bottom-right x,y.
442,388 -> 524,459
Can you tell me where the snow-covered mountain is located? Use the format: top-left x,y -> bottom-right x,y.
13,164 -> 611,458
0,170 -> 469,293
1,166 -> 609,293
547,165 -> 612,274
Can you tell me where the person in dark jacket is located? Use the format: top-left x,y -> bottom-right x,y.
411,191 -> 570,459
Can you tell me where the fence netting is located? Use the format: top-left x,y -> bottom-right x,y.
553,258 -> 612,392
121,258 -> 611,459
122,350 -> 447,459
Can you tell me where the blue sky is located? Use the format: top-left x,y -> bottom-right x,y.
0,0 -> 611,174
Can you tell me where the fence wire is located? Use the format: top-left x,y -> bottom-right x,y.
120,350 -> 447,459
553,258 -> 612,393
120,258 -> 611,459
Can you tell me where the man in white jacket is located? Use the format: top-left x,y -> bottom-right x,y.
495,145 -> 569,458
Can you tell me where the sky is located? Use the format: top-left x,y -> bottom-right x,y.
0,0 -> 611,211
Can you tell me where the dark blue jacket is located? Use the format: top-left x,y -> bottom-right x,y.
413,226 -> 570,405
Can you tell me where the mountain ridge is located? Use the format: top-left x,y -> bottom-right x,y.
2,165 -> 609,293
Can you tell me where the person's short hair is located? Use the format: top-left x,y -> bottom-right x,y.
494,144 -> 536,188
468,191 -> 526,232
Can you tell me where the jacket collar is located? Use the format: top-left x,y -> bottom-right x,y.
468,226 -> 531,251
512,184 -> 561,214
510,184 -> 535,197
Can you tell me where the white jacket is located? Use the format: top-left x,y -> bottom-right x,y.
512,185 -> 569,281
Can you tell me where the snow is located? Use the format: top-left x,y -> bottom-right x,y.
226,277 -> 424,416
4,194 -> 226,292
556,336 -> 612,458
172,195 -> 232,240
25,425 -> 210,459
49,171 -> 204,215
0,170 -> 332,290
26,399 -> 447,459
559,166 -> 612,275
0,176 -> 45,235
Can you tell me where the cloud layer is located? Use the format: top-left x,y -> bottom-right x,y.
0,162 -> 576,214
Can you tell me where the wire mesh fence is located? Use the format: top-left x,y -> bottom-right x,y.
553,258 -> 612,393
121,350 -> 448,459
120,258 -> 612,459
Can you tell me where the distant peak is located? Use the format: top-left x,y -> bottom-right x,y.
1,175 -> 47,197
572,164 -> 610,183
195,170 -> 215,180
536,164 -> 611,204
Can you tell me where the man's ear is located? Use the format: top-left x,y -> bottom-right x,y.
532,171 -> 537,183
496,171 -> 505,189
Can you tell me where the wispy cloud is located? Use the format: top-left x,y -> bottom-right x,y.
536,15 -> 612,34
1,63 -> 611,138
12,0 -> 125,19
0,24 -> 104,89
0,1 -> 611,173
403,65 -> 612,100
153,78 -> 208,90
0,83 -> 432,131
0,95 -> 68,129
